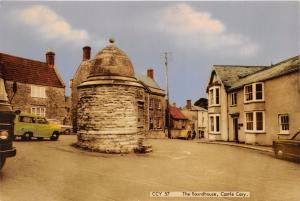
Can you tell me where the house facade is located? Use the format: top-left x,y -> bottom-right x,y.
207,55 -> 300,145
136,69 -> 166,138
0,51 -> 67,123
169,103 -> 190,138
181,100 -> 208,139
71,46 -> 166,137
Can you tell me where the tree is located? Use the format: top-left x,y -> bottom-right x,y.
194,98 -> 208,109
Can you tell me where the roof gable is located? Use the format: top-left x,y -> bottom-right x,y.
170,105 -> 187,120
0,53 -> 64,88
213,65 -> 266,88
135,73 -> 165,95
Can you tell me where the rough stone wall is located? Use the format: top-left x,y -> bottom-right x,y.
77,84 -> 144,153
5,81 -> 67,123
136,88 -> 147,133
64,96 -> 71,125
71,61 -> 91,132
181,109 -> 198,129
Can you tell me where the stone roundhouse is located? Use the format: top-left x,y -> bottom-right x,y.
76,40 -> 147,153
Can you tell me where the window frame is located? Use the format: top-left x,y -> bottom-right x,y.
149,118 -> 153,129
244,82 -> 264,103
278,114 -> 289,134
209,114 -> 221,134
230,92 -> 237,106
149,99 -> 154,110
208,86 -> 221,106
31,85 -> 47,99
157,101 -> 161,110
244,111 -> 265,133
31,106 -> 46,117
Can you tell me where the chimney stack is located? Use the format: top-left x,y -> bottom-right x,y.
147,69 -> 154,79
82,46 -> 91,61
46,50 -> 55,67
186,100 -> 192,110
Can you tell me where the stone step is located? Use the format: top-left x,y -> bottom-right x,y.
144,148 -> 153,153
134,144 -> 153,153
143,144 -> 152,149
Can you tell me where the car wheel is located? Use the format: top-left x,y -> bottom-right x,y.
50,132 -> 59,141
22,132 -> 32,141
275,147 -> 284,159
64,129 -> 70,135
0,156 -> 6,170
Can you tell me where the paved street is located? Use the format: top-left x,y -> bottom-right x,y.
0,135 -> 299,201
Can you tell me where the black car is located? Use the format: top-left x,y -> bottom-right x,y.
273,131 -> 300,162
0,66 -> 16,170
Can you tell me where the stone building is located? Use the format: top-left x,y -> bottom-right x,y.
136,69 -> 165,138
181,100 -> 208,139
70,46 -> 91,132
71,44 -> 166,138
0,51 -> 67,123
75,39 -> 162,153
207,55 -> 300,145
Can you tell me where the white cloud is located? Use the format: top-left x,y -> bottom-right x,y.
159,3 -> 260,57
16,5 -> 90,45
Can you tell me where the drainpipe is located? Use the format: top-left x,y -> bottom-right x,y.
147,93 -> 150,131
226,92 -> 229,142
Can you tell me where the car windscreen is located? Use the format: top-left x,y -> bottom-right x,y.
19,116 -> 35,123
292,132 -> 300,141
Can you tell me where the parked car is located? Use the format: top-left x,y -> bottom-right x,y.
0,71 -> 16,170
14,113 -> 61,141
177,125 -> 196,140
273,131 -> 300,162
47,119 -> 72,135
178,129 -> 195,140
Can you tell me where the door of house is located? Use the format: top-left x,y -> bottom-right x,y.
233,118 -> 239,143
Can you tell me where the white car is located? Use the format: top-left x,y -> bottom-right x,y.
47,119 -> 73,135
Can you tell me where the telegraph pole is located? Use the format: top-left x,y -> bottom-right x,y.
164,52 -> 171,139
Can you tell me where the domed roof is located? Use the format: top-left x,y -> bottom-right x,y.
89,39 -> 135,78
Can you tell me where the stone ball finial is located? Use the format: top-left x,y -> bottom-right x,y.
109,38 -> 115,45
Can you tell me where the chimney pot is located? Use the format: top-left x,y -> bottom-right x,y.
147,69 -> 154,79
46,51 -> 55,66
186,100 -> 192,110
82,46 -> 91,61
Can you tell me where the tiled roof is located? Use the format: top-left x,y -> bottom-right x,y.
0,53 -> 64,88
230,55 -> 300,90
213,65 -> 266,88
210,55 -> 299,91
135,74 -> 165,95
170,105 -> 187,120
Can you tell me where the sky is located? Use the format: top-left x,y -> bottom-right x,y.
0,1 -> 299,107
